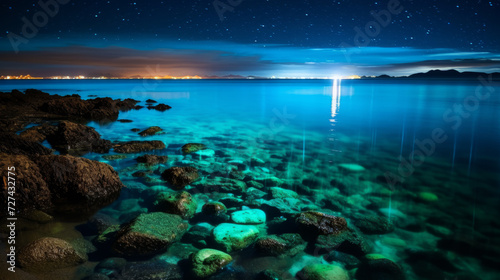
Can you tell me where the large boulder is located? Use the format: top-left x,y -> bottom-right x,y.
35,155 -> 124,210
212,223 -> 259,252
0,154 -> 52,212
45,121 -> 112,155
191,249 -> 232,279
112,212 -> 188,258
154,191 -> 197,219
18,237 -> 86,272
114,141 -> 166,153
313,227 -> 371,258
161,166 -> 199,189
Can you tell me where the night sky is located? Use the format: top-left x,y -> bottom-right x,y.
1,0 -> 499,77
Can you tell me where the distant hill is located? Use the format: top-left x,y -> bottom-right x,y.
407,69 -> 500,79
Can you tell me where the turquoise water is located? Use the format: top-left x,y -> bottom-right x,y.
2,79 -> 500,279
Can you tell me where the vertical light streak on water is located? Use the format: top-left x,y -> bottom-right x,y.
388,192 -> 393,221
468,119 -> 476,176
400,117 -> 406,157
411,128 -> 416,165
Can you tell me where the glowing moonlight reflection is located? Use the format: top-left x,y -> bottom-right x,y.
331,78 -> 342,121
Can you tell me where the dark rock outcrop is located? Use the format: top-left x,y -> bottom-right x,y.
46,121 -> 112,155
35,155 -> 124,212
147,103 -> 172,111
0,133 -> 53,156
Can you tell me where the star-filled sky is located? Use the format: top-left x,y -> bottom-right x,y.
1,0 -> 499,77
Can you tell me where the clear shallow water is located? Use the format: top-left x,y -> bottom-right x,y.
2,79 -> 500,279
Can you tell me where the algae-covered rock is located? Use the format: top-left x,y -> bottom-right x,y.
182,143 -> 207,154
18,237 -> 86,272
353,215 -> 394,235
231,209 -> 266,224
161,166 -> 199,189
112,212 -> 188,258
212,223 -> 259,252
296,264 -> 350,280
154,191 -> 197,219
191,248 -> 232,278
269,187 -> 299,199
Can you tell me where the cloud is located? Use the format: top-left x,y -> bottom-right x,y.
0,45 -> 275,76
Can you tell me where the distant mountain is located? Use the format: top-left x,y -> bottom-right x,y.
407,69 -> 500,79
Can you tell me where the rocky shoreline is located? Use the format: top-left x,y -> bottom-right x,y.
1,89 -> 498,280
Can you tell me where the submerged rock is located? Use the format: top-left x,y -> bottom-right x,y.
191,248 -> 232,279
192,177 -> 247,194
212,223 -> 259,252
202,202 -> 228,216
18,237 -> 86,272
296,264 -> 349,280
324,251 -> 360,269
313,227 -> 371,258
182,223 -> 214,248
269,187 -> 299,199
338,163 -> 366,173
145,99 -> 158,103
355,258 -> 406,280
161,166 -> 199,189
138,126 -> 163,136
112,212 -> 188,258
102,154 -> 127,161
231,209 -> 266,224
136,154 -> 168,165
154,191 -> 197,219
254,233 -> 305,257
352,215 -> 395,235
296,211 -> 348,237
417,192 -> 438,202
114,140 -> 166,153
182,143 -> 207,154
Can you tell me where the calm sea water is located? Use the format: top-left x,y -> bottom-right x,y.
2,79 -> 500,279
